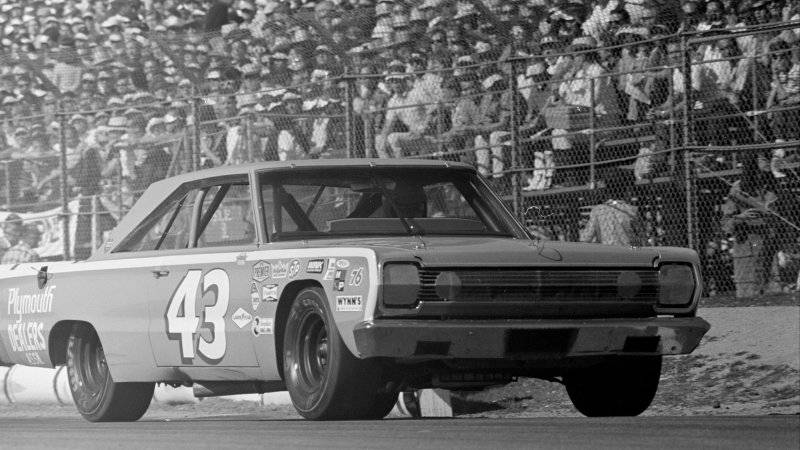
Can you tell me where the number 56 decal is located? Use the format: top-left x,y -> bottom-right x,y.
166,269 -> 229,361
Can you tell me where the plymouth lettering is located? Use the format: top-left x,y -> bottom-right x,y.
7,285 -> 56,323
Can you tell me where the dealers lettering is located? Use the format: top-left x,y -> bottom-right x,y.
7,321 -> 47,352
7,285 -> 56,323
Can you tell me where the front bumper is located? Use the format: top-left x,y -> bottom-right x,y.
353,317 -> 710,359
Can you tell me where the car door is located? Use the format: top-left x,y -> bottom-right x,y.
145,178 -> 261,368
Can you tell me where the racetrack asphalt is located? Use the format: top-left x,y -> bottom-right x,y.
1,415 -> 797,449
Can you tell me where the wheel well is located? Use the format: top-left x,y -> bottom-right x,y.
274,280 -> 323,380
49,320 -> 94,366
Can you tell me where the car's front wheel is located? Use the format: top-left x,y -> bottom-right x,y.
66,324 -> 154,422
283,287 -> 396,420
564,355 -> 662,417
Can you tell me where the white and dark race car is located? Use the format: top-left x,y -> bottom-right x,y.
0,159 -> 709,421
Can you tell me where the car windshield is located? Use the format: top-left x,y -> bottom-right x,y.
259,167 -> 521,241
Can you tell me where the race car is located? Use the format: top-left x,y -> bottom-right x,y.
0,159 -> 709,422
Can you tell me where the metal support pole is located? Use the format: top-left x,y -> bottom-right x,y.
750,56 -> 758,143
58,101 -> 71,261
344,71 -> 354,159
90,195 -> 98,253
589,77 -> 597,188
680,34 -> 694,250
243,114 -> 252,162
680,34 -> 692,147
509,62 -> 521,219
191,89 -> 201,171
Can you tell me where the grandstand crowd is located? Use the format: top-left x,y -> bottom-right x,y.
0,0 -> 798,294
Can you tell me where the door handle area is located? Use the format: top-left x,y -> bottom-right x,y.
151,269 -> 170,279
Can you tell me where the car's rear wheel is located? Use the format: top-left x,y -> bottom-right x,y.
66,324 -> 154,422
283,287 -> 396,420
564,356 -> 662,417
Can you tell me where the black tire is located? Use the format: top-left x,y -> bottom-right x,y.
66,324 -> 154,422
564,356 -> 662,417
283,287 -> 396,420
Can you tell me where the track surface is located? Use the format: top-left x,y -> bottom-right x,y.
1,416 -> 798,449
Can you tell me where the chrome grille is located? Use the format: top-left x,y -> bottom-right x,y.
418,268 -> 660,303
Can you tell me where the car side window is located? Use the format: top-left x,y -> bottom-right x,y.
118,189 -> 199,252
196,184 -> 255,248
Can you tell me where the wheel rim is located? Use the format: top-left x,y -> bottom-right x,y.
71,333 -> 109,413
295,309 -> 329,392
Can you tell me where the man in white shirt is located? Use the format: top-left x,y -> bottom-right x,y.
376,73 -> 432,158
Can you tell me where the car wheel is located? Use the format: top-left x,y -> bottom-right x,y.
283,287 -> 395,420
564,356 -> 662,417
66,324 -> 154,422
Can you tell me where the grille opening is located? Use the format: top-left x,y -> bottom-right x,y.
505,329 -> 575,356
623,336 -> 661,353
414,341 -> 451,356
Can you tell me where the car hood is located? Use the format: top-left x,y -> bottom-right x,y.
325,236 -> 688,268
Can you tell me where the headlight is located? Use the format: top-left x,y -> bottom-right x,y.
382,263 -> 420,307
658,264 -> 696,306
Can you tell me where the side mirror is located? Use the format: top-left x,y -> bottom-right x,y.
37,266 -> 49,289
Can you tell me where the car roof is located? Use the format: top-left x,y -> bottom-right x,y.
97,159 -> 475,257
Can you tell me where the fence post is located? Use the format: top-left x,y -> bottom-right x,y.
680,34 -> 695,250
58,101 -> 71,261
589,77 -> 597,188
90,195 -> 97,254
243,114 -> 252,163
750,56 -> 759,143
509,61 -> 520,219
191,88 -> 201,171
344,70 -> 354,159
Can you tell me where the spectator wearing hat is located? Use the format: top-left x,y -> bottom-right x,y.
0,213 -> 23,261
274,91 -> 312,161
376,71 -> 432,158
550,36 -> 620,186
439,72 -> 482,162
408,52 -> 443,115
1,223 -> 42,264
353,65 -> 390,158
474,74 -> 527,179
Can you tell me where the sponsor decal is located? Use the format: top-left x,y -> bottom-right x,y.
306,259 -> 325,274
5,286 -> 55,354
288,260 -> 301,279
348,267 -> 364,287
323,258 -> 337,280
250,281 -> 260,310
334,269 -> 346,291
262,284 -> 279,302
336,259 -> 350,269
252,261 -> 270,282
7,286 -> 55,323
336,295 -> 363,312
232,308 -> 253,329
252,317 -> 274,336
272,260 -> 289,279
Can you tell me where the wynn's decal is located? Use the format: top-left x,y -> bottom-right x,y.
336,295 -> 363,312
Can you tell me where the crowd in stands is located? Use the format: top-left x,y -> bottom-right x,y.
0,0 -> 798,293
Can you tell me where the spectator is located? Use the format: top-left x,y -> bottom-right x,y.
579,171 -> 645,246
1,223 -> 42,264
376,71 -> 431,158
0,214 -> 23,262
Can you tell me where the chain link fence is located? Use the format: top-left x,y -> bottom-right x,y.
0,1 -> 798,298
